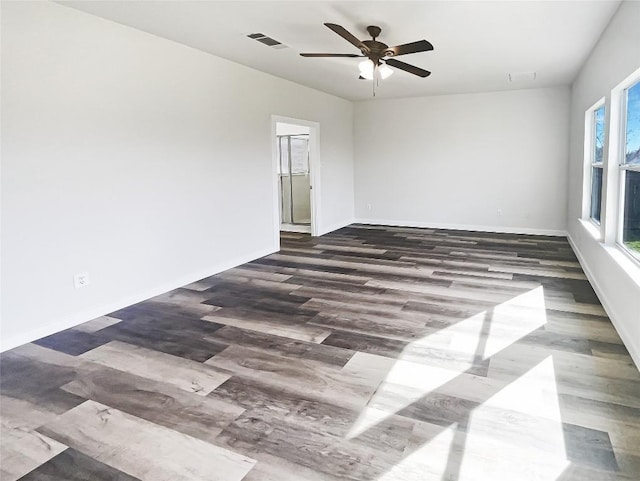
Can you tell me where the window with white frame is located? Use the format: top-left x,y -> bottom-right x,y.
619,79 -> 640,259
589,104 -> 606,223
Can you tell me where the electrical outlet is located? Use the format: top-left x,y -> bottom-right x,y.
497,209 -> 503,216
74,272 -> 90,289
367,203 -> 372,211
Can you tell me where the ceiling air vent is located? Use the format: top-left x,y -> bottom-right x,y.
247,33 -> 288,49
508,72 -> 537,82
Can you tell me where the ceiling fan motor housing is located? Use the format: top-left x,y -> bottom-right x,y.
362,26 -> 396,63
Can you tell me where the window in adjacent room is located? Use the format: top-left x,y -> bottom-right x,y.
589,104 -> 606,223
619,79 -> 640,260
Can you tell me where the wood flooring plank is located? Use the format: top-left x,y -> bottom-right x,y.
241,456 -> 342,481
150,287 -> 220,305
202,314 -> 331,343
244,264 -> 373,285
488,264 -> 588,280
323,329 -> 490,376
207,304 -> 319,325
206,325 -> 353,367
61,366 -> 245,442
293,285 -> 404,309
486,342 -> 640,382
38,400 -> 256,481
216,408 -> 407,481
72,316 -> 122,333
0,396 -> 62,432
33,329 -> 111,356
303,297 -> 404,316
19,448 -> 141,481
80,341 -> 231,395
213,274 -> 304,292
545,316 -> 624,344
489,352 -> 640,409
94,316 -> 228,362
268,253 -> 435,277
562,423 -> 619,471
0,352 -> 86,413
209,375 -> 415,454
1,419 -> 67,481
205,345 -> 378,409
313,243 -> 389,255
224,267 -> 293,282
558,393 -> 640,429
308,312 -> 431,342
107,302 -> 224,328
401,421 -> 584,481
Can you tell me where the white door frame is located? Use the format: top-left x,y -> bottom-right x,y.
271,115 -> 320,248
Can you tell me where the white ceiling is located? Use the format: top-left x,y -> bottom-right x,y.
59,0 -> 621,101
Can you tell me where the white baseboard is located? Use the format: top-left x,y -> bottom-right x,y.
0,246 -> 276,353
354,218 -> 567,237
317,219 -> 355,237
567,234 -> 640,370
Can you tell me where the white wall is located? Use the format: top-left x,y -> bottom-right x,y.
354,87 -> 570,235
0,1 -> 354,350
567,1 -> 640,367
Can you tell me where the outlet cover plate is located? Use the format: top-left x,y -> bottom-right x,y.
74,272 -> 90,289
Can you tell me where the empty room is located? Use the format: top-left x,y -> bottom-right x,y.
1,1 -> 640,480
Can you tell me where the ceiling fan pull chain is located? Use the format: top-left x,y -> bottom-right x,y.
373,63 -> 378,96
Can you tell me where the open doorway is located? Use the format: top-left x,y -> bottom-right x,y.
272,116 -> 320,244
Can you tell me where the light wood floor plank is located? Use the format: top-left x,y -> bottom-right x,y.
1,418 -> 67,481
38,400 -> 255,481
80,341 -> 231,395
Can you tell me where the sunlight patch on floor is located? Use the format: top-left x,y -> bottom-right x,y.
344,286 -> 570,480
344,355 -> 463,439
411,310 -> 488,364
376,425 -> 457,481
482,286 -> 548,359
458,356 -> 569,480
346,286 -> 549,441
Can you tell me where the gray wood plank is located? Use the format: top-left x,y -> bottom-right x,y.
80,341 -> 232,395
19,448 -> 141,481
38,400 -> 256,481
61,366 -> 244,442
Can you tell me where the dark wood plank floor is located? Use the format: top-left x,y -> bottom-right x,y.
2,224 -> 639,480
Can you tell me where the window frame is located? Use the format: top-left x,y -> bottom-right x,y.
583,98 -> 606,228
616,77 -> 640,263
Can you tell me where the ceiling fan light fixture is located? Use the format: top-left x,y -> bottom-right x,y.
379,63 -> 394,79
358,59 -> 374,79
358,60 -> 393,80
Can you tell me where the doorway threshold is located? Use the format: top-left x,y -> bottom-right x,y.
280,223 -> 311,234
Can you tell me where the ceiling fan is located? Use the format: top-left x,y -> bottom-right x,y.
300,23 -> 433,82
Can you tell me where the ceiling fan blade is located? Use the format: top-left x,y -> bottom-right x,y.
385,58 -> 431,77
386,39 -> 434,57
324,23 -> 370,53
300,53 -> 362,57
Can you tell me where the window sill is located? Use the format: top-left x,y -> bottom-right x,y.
578,219 -> 640,287
579,218 -> 602,241
603,244 -> 640,287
